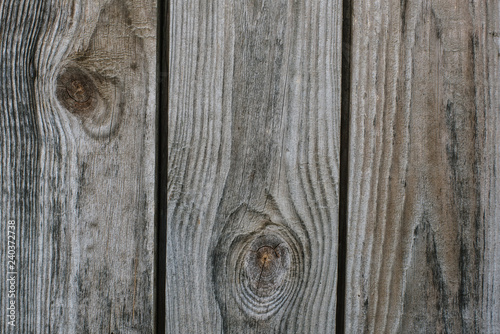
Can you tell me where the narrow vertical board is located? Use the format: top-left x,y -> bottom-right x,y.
0,0 -> 156,332
167,0 -> 342,332
346,0 -> 500,332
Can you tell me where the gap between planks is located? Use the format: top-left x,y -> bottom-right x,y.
336,0 -> 353,332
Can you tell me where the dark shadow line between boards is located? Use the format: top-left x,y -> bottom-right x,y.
336,0 -> 352,333
155,0 -> 168,333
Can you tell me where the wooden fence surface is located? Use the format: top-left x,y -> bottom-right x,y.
167,0 -> 342,332
1,0 -> 157,332
1,0 -> 499,333
346,1 -> 500,333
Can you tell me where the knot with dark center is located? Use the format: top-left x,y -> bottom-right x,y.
56,67 -> 98,114
244,236 -> 290,298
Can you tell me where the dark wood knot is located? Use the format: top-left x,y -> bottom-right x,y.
212,205 -> 305,322
56,67 -> 98,114
245,239 -> 289,297
222,231 -> 294,320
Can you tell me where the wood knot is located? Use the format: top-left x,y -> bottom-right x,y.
212,205 -> 305,324
56,67 -> 97,114
228,230 -> 295,319
245,236 -> 289,298
256,246 -> 279,268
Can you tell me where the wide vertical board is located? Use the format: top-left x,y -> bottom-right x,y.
0,0 -> 156,332
167,0 -> 342,332
346,0 -> 500,333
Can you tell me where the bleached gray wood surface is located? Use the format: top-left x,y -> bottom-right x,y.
0,0 -> 156,332
3,0 -> 500,333
167,0 -> 342,332
346,0 -> 500,333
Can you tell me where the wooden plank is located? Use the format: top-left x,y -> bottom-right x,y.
0,0 -> 156,332
346,0 -> 500,332
167,0 -> 342,332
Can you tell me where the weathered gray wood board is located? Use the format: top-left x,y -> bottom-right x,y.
167,0 -> 342,332
0,0 -> 156,332
346,0 -> 500,332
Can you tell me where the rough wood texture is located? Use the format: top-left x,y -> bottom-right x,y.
167,0 -> 342,332
0,0 -> 156,332
346,0 -> 500,332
